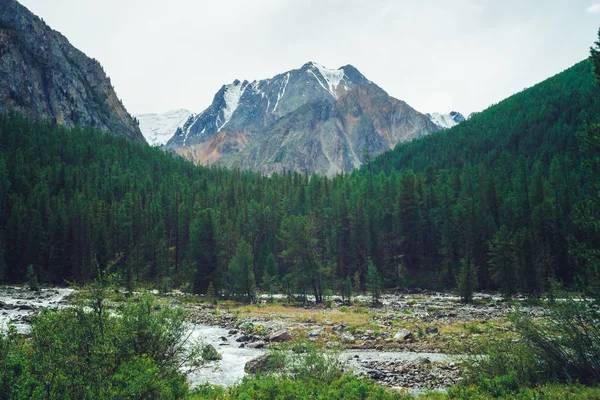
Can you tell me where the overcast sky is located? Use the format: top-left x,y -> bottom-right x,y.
18,0 -> 600,116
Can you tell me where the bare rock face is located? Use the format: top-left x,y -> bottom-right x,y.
0,0 -> 143,141
165,62 -> 439,176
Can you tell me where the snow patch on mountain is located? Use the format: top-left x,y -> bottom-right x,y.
306,62 -> 345,99
135,109 -> 193,146
426,111 -> 466,129
273,73 -> 290,112
313,62 -> 344,95
218,81 -> 249,131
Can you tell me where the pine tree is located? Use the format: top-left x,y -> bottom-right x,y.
207,281 -> 216,301
261,253 -> 278,300
591,28 -> 600,85
353,270 -> 361,294
343,276 -> 353,304
456,257 -> 477,303
227,240 -> 256,303
366,261 -> 382,306
488,226 -> 518,298
26,264 -> 39,291
189,208 -> 218,294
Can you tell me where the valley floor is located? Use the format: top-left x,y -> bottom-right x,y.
2,286 -> 599,399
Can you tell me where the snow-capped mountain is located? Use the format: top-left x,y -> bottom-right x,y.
426,111 -> 466,129
166,62 -> 439,176
135,109 -> 193,146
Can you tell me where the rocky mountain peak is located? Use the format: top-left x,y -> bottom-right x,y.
0,0 -> 143,141
162,62 -> 439,176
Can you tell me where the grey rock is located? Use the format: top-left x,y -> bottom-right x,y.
245,353 -> 273,374
236,335 -> 252,343
308,328 -> 322,338
415,356 -> 431,365
269,330 -> 292,342
0,0 -> 143,141
425,327 -> 439,335
245,340 -> 266,349
393,330 -> 413,341
201,344 -> 222,361
340,332 -> 355,342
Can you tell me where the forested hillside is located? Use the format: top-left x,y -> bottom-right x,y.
1,59 -> 599,301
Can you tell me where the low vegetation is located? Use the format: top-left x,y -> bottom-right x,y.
0,275 -> 201,400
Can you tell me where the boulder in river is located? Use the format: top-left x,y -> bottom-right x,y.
201,344 -> 223,361
245,340 -> 266,349
245,353 -> 273,374
236,335 -> 252,343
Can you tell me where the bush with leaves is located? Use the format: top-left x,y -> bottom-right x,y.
0,274 -> 200,399
464,290 -> 600,394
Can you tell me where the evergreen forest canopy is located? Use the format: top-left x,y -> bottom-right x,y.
0,59 -> 599,302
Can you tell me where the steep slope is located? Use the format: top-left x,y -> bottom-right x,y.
166,62 -> 438,175
0,0 -> 143,140
369,60 -> 600,175
135,109 -> 192,146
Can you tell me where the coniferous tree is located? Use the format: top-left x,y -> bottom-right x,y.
227,240 -> 256,303
366,261 -> 382,306
591,28 -> 600,85
26,264 -> 39,291
261,253 -> 278,300
343,276 -> 353,304
457,257 -> 478,303
189,208 -> 218,294
488,226 -> 518,298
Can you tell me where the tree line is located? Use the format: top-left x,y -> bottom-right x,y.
0,57 -> 599,303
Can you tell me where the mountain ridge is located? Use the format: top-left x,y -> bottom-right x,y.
165,62 -> 439,176
0,0 -> 143,141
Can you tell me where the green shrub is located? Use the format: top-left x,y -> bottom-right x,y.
463,290 -> 600,395
0,277 -> 199,399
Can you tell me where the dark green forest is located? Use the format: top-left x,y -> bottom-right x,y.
1,59 -> 599,302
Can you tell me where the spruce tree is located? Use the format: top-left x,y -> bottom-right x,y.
488,226 -> 518,298
227,240 -> 256,303
457,257 -> 477,303
366,261 -> 382,306
343,276 -> 353,304
591,28 -> 600,86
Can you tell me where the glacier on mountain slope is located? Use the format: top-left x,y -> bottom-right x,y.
218,81 -> 249,131
312,62 -> 345,98
426,111 -> 466,129
135,109 -> 193,146
272,73 -> 290,112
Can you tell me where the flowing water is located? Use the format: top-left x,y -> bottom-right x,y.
185,324 -> 266,387
0,288 -> 456,389
0,287 -> 74,333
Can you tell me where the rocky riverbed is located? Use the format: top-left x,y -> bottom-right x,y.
0,287 -> 543,391
182,291 -> 546,390
0,286 -> 74,333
